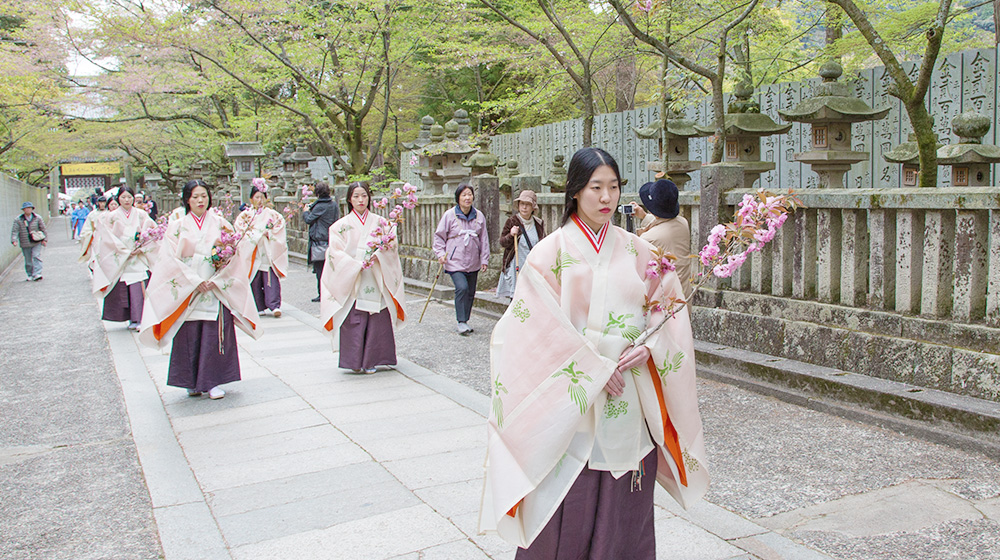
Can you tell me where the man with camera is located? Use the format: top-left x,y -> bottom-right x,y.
631,179 -> 693,298
10,201 -> 47,281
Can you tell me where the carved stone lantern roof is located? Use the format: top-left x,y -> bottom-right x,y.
884,134 -> 942,165
291,144 -> 316,164
696,82 -> 791,136
402,115 -> 436,150
937,111 -> 1000,164
634,117 -> 713,140
779,60 -> 889,123
278,144 -> 296,164
463,138 -> 499,170
223,142 -> 266,158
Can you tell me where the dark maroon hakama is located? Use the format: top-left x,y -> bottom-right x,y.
167,307 -> 241,392
516,449 -> 658,560
338,305 -> 397,370
250,268 -> 282,312
102,278 -> 147,323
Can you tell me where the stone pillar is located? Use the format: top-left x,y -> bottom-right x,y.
920,210 -> 955,317
750,246 -> 772,294
952,210 -> 988,322
840,209 -> 869,307
895,210 -> 923,314
698,164 -> 744,248
771,224 -> 794,296
48,167 -> 60,218
988,210 -> 1000,327
792,210 -> 817,300
123,162 -> 135,189
868,209 -> 896,310
816,208 -> 842,303
472,174 -> 501,253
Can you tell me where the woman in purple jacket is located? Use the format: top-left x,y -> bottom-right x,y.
433,184 -> 490,335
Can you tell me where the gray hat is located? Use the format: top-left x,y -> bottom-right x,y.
21,202 -> 34,209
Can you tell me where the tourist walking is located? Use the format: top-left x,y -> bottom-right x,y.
479,147 -> 709,557
496,189 -> 545,300
92,187 -> 156,330
10,201 -> 47,281
432,183 -> 489,335
320,182 -> 406,374
71,202 -> 90,240
139,180 -> 260,400
634,178 -> 693,298
235,179 -> 288,317
303,182 -> 340,302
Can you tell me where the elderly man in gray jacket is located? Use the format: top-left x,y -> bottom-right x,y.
10,201 -> 47,281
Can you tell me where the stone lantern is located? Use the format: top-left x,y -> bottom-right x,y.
143,173 -> 162,191
937,111 -> 1000,187
417,120 -> 476,194
224,141 -> 265,203
454,109 -> 472,139
635,107 -> 713,190
188,160 -> 206,180
290,144 -> 316,187
403,116 -> 435,151
462,137 -> 499,176
779,60 -> 889,189
883,134 -> 941,188
542,155 -> 568,192
278,144 -> 297,193
697,81 -> 792,189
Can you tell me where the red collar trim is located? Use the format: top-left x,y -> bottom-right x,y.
192,213 -> 207,230
571,214 -> 608,253
122,208 -> 132,219
353,209 -> 369,225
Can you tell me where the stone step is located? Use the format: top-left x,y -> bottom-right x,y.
695,340 -> 1000,459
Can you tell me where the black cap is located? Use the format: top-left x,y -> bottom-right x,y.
638,179 -> 680,220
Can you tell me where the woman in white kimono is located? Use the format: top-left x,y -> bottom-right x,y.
78,195 -> 108,274
320,182 -> 406,374
234,180 -> 288,318
479,147 -> 710,558
139,180 -> 260,400
92,187 -> 157,330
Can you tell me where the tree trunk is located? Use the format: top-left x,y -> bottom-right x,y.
615,40 -> 636,112
994,0 -> 1000,44
582,85 -> 594,147
710,76 -> 726,164
907,101 -> 938,188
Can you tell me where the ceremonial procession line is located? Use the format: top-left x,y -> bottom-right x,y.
105,303 -> 832,560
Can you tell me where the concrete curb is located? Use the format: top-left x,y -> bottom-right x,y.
103,324 -> 232,560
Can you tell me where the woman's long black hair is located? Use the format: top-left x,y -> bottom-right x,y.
346,181 -> 372,211
181,180 -> 212,214
562,147 -> 621,225
116,186 -> 136,205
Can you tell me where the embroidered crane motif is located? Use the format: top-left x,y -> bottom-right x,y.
492,379 -> 508,427
657,351 -> 685,381
603,312 -> 642,343
551,361 -> 592,415
550,249 -> 580,282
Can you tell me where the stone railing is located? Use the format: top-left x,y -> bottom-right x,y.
270,176 -> 999,403
1,174 -> 50,273
678,185 -> 1000,403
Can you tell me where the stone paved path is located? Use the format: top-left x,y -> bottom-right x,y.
3,216 -> 1000,559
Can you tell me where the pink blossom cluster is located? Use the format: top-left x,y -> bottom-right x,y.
135,217 -> 169,248
211,229 -> 242,270
281,185 -> 314,220
362,183 -> 419,268
645,255 -> 677,280
635,0 -> 653,12
251,177 -> 268,193
409,154 -> 419,167
698,190 -> 798,278
361,217 -> 398,270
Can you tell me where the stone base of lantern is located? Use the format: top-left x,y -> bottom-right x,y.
795,150 -> 868,189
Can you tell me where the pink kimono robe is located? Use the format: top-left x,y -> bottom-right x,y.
234,206 -> 289,279
138,210 -> 260,349
78,208 -> 108,265
91,206 -> 157,296
479,218 -> 710,548
319,210 -> 406,349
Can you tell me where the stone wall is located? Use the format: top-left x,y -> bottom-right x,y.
471,47 -> 1000,193
1,174 -> 50,274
